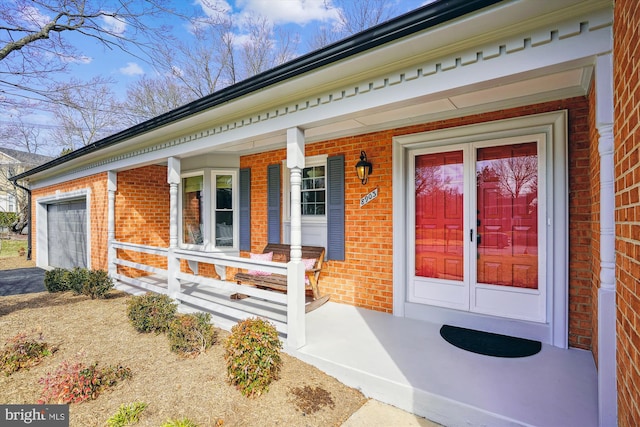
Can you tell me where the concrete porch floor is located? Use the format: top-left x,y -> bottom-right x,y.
288,302 -> 598,427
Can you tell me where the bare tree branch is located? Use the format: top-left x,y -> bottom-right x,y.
0,0 -> 180,107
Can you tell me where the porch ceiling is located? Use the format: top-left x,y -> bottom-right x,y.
301,67 -> 590,142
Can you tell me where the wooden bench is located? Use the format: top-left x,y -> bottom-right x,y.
234,243 -> 330,312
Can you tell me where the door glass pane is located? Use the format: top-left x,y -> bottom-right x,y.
415,151 -> 464,280
476,142 -> 538,289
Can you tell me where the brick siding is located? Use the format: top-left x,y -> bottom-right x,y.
614,0 -> 640,424
31,173 -> 109,270
115,166 -> 170,276
242,97 -> 593,348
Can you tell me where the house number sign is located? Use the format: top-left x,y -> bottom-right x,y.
360,188 -> 378,207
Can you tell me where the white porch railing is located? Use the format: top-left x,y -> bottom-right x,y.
110,240 -> 305,345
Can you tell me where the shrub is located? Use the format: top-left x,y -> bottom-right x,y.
0,212 -> 17,229
83,269 -> 113,299
38,359 -> 132,404
0,332 -> 57,376
67,267 -> 89,295
106,401 -> 148,427
44,268 -> 69,293
127,293 -> 178,334
224,317 -> 282,398
161,418 -> 201,427
168,313 -> 217,358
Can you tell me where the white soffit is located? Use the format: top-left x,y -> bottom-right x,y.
305,68 -> 587,134
449,68 -> 586,108
356,99 -> 458,126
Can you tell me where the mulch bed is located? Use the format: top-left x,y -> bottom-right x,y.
0,289 -> 366,426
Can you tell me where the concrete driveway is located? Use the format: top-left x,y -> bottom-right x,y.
0,268 -> 46,296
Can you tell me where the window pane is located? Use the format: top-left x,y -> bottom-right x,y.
215,211 -> 233,247
216,175 -> 232,209
300,165 -> 326,216
183,176 -> 203,245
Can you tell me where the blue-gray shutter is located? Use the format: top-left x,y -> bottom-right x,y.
239,168 -> 251,251
267,163 -> 281,244
327,155 -> 345,260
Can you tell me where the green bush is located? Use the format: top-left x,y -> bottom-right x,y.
0,332 -> 57,376
168,313 -> 217,358
127,293 -> 178,334
0,212 -> 17,229
44,268 -> 69,293
67,267 -> 89,295
106,401 -> 148,427
83,269 -> 113,299
224,317 -> 282,398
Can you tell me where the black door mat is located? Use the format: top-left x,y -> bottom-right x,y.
440,325 -> 542,358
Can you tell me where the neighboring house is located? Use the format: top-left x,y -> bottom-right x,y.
9,0 -> 640,425
0,148 -> 52,215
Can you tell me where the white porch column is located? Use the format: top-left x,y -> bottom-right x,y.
167,157 -> 181,299
595,52 -> 617,427
286,127 -> 306,348
107,171 -> 117,279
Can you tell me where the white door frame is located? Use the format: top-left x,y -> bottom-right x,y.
392,111 -> 568,348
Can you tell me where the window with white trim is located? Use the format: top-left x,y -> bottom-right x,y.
182,174 -> 204,245
213,173 -> 234,247
180,169 -> 238,252
284,155 -> 327,221
283,155 -> 328,248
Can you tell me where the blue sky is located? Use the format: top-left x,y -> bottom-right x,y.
68,0 -> 429,93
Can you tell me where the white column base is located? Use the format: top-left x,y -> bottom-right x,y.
598,287 -> 617,427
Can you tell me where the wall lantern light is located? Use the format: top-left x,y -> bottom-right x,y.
355,150 -> 373,185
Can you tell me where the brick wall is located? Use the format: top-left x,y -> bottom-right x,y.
242,97 -> 593,348
614,0 -> 640,424
115,166 -> 169,274
31,173 -> 109,270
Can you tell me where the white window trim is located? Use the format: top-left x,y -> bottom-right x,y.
179,171 -> 207,251
179,168 -> 239,253
283,154 -> 328,224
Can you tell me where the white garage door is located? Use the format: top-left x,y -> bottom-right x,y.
47,200 -> 87,269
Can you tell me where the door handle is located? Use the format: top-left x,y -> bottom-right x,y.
470,229 -> 473,242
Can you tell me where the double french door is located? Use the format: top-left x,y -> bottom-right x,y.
409,136 -> 546,322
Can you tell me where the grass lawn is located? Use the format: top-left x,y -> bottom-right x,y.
0,238 -> 27,258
